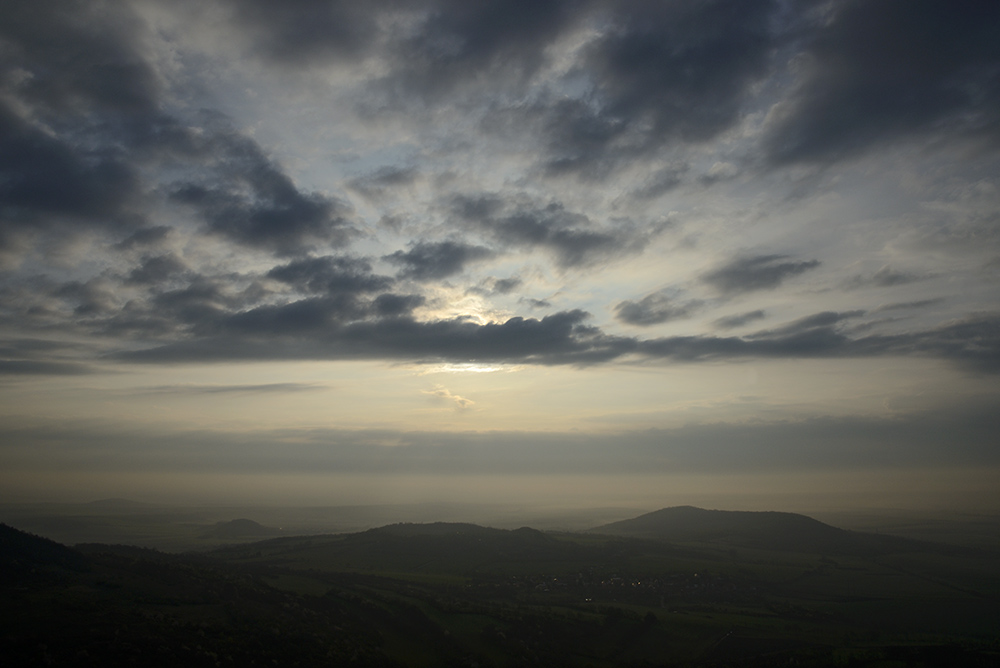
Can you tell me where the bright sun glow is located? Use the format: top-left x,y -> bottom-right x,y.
416,363 -> 521,375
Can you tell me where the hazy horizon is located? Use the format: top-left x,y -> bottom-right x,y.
2,1 -> 999,514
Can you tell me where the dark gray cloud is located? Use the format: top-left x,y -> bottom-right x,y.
125,255 -> 189,286
169,122 -> 356,256
0,1 -> 165,253
540,0 -> 777,176
911,312 -> 1000,374
373,293 -> 427,317
267,256 -> 393,295
404,310 -> 614,366
93,304 -> 206,341
347,165 -> 420,201
118,308 -> 633,367
53,280 -> 118,317
7,258 -> 998,375
225,0 -> 389,63
713,309 -> 767,330
385,240 -> 495,280
226,1 -> 790,178
843,266 -> 926,290
0,0 -> 160,117
92,278 -> 238,340
645,310 -> 870,361
98,289 -> 1000,374
872,299 -> 944,313
229,0 -> 581,100
748,311 -> 867,338
702,255 -> 821,294
638,311 -> 1000,373
466,276 -> 523,298
614,292 -> 702,326
224,0 -> 1000,175
451,194 -> 659,267
0,0 -> 358,260
523,298 -> 553,310
301,309 -> 627,366
382,0 -> 580,100
0,104 -> 143,238
112,226 -> 173,251
103,277 -> 423,344
217,295 -> 371,337
763,0 -> 1000,165
492,277 -> 522,294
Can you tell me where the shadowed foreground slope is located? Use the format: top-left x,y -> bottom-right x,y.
1,523 -> 397,667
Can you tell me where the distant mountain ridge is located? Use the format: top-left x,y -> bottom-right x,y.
590,506 -> 927,555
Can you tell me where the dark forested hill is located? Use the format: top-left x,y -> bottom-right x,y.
211,521 -> 588,577
590,505 -> 937,555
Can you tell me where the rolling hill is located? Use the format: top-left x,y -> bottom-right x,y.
590,505 -> 931,555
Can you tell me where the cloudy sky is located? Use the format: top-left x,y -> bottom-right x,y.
1,0 -> 998,511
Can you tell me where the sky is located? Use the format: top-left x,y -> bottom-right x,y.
1,0 -> 999,512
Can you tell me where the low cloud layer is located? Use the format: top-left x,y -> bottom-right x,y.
5,403 -> 998,476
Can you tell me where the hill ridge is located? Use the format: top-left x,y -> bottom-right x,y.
590,506 -> 922,555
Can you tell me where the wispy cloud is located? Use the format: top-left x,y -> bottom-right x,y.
423,384 -> 476,410
615,292 -> 702,326
713,310 -> 767,330
842,266 -> 928,290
